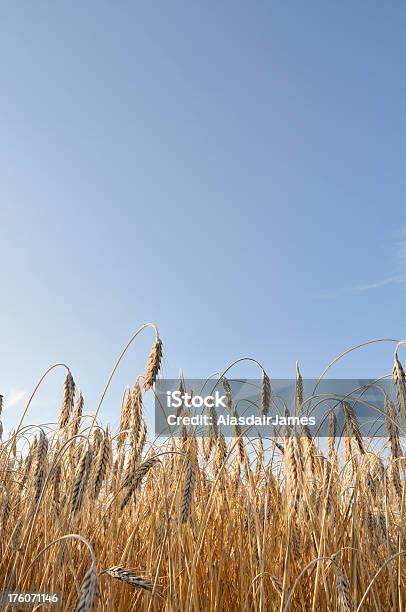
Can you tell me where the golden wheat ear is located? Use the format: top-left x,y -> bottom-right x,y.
343,401 -> 364,454
181,458 -> 196,523
104,566 -> 155,591
393,349 -> 406,420
144,338 -> 163,391
93,427 -> 112,500
71,447 -> 93,516
76,566 -> 99,612
334,564 -> 353,612
261,369 -> 271,416
58,371 -> 75,429
34,430 -> 48,506
70,391 -> 84,437
295,361 -> 303,411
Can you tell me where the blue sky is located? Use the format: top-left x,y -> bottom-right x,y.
1,2 -> 405,432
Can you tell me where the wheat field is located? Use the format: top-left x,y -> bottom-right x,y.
0,325 -> 405,611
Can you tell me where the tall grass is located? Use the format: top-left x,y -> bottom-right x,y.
0,328 -> 405,611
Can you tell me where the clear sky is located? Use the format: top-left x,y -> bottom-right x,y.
1,2 -> 405,432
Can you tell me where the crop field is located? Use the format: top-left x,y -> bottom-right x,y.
0,325 -> 405,611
